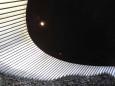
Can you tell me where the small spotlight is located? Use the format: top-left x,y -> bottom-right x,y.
40,21 -> 45,26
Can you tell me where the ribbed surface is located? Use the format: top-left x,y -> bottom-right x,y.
0,0 -> 115,80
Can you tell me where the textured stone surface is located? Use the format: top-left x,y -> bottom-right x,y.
0,73 -> 115,86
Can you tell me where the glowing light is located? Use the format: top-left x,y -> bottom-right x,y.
40,21 -> 45,26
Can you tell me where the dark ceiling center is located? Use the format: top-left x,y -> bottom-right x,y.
27,0 -> 115,66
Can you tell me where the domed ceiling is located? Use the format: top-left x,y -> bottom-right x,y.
0,0 -> 115,81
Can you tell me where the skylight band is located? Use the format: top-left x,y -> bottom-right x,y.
0,20 -> 25,31
0,24 -> 26,36
1,40 -> 31,56
0,5 -> 26,14
0,10 -> 25,19
0,32 -> 28,49
0,23 -> 26,33
0,0 -> 26,3
0,26 -> 26,39
0,19 -> 25,28
0,31 -> 27,46
0,1 -> 27,9
0,13 -> 25,20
